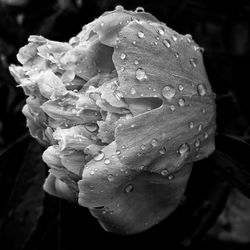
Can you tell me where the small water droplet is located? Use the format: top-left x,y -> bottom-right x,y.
186,34 -> 192,43
197,84 -> 206,96
116,150 -> 121,155
132,41 -> 136,45
85,123 -> 98,132
162,85 -> 176,100
94,152 -> 105,161
157,27 -> 165,36
120,66 -> 125,71
163,39 -> 171,48
124,184 -> 134,193
120,53 -> 126,60
90,170 -> 95,175
130,87 -> 136,95
178,85 -> 184,91
171,34 -> 178,42
151,139 -> 158,147
159,147 -> 166,154
135,68 -> 147,81
161,169 -> 169,176
189,122 -> 194,129
137,31 -> 145,38
179,143 -> 190,156
168,174 -> 174,180
204,132 -> 208,139
190,58 -> 198,67
115,5 -> 124,11
170,105 -> 175,111
100,22 -> 104,27
104,158 -> 111,165
178,98 -> 185,107
130,124 -> 135,128
141,144 -> 146,150
134,60 -> 139,65
135,6 -> 144,12
174,52 -> 179,58
198,124 -> 203,131
139,165 -> 145,170
107,174 -> 114,182
201,107 -> 206,113
194,139 -> 200,147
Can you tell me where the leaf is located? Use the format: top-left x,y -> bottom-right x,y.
0,135 -> 46,250
208,134 -> 250,198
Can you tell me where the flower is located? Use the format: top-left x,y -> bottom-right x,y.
9,6 -> 216,234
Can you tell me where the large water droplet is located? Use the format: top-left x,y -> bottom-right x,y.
178,98 -> 185,107
161,169 -> 169,176
104,158 -> 111,165
135,68 -> 147,81
178,143 -> 190,156
151,139 -> 158,147
85,123 -> 98,132
124,184 -> 134,193
130,87 -> 136,95
120,53 -> 126,60
162,85 -> 176,100
190,58 -> 198,67
137,31 -> 145,39
163,39 -> 171,48
94,152 -> 105,161
197,84 -> 206,96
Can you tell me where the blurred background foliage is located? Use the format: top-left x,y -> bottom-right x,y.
0,0 -> 249,249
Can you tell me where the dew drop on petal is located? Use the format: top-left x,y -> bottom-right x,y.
189,122 -> 194,129
178,143 -> 190,156
139,165 -> 145,170
120,53 -> 126,60
161,169 -> 169,176
194,139 -> 200,147
104,158 -> 111,165
174,52 -> 179,58
178,85 -> 184,91
163,39 -> 171,48
85,123 -> 98,132
162,85 -> 176,100
171,34 -> 178,42
115,5 -> 124,11
168,174 -> 174,180
94,152 -> 105,161
135,6 -> 144,12
90,170 -> 95,175
141,144 -> 146,150
178,98 -> 185,107
135,68 -> 147,81
190,58 -> 198,67
197,84 -> 206,96
159,148 -> 166,155
198,124 -> 203,131
130,87 -> 136,95
132,41 -> 136,45
134,60 -> 139,65
157,28 -> 165,36
170,105 -> 175,111
137,31 -> 145,38
151,139 -> 158,147
107,174 -> 114,182
204,132 -> 208,139
124,184 -> 134,193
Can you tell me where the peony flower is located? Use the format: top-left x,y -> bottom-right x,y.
9,6 -> 216,234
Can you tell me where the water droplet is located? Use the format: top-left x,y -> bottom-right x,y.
85,123 -> 98,132
94,152 -> 105,161
159,147 -> 166,154
201,107 -> 206,113
178,85 -> 184,91
178,143 -> 190,156
107,174 -> 114,182
100,22 -> 104,27
157,27 -> 165,35
156,36 -> 160,40
162,85 -> 176,100
141,144 -> 146,150
151,139 -> 158,147
132,41 -> 136,45
163,39 -> 171,48
168,174 -> 174,180
137,31 -> 145,39
198,124 -> 203,131
171,34 -> 178,42
104,158 -> 111,165
139,165 -> 145,170
178,98 -> 185,107
115,5 -> 124,11
174,52 -> 179,58
189,122 -> 194,129
194,139 -> 200,147
135,68 -> 147,81
204,132 -> 208,139
161,169 -> 169,176
116,150 -> 121,155
186,34 -> 192,43
90,170 -> 95,175
130,87 -> 136,95
120,66 -> 125,72
197,84 -> 206,96
190,58 -> 198,67
130,124 -> 135,128
124,184 -> 134,193
170,105 -> 175,111
120,53 -> 126,60
135,6 -> 144,12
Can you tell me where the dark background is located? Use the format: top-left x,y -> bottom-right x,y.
0,0 -> 250,249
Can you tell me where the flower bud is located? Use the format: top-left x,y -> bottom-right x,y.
9,6 -> 216,234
